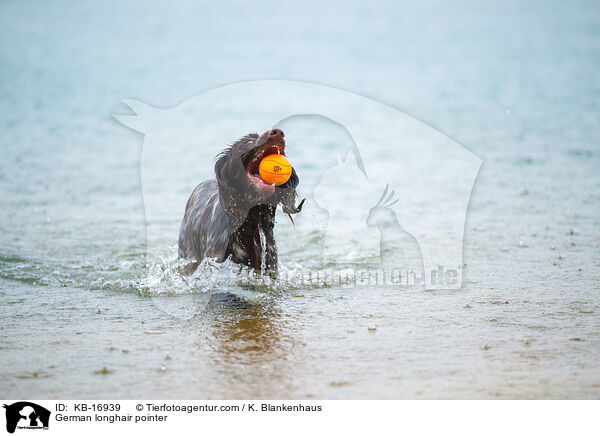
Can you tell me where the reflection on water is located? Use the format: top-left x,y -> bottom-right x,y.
196,293 -> 301,399
207,293 -> 285,361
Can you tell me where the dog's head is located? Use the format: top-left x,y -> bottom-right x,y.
214,129 -> 302,231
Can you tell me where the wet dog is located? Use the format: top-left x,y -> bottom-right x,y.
178,129 -> 304,277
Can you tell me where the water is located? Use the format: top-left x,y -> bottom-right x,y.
1,0 -> 599,399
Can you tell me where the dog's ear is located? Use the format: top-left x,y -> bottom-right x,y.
275,167 -> 302,213
214,150 -> 248,232
277,167 -> 299,190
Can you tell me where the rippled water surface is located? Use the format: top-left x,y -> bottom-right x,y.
1,0 -> 599,398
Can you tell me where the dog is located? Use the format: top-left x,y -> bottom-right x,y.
178,129 -> 304,277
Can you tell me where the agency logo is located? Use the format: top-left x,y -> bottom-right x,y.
115,80 -> 481,318
3,402 -> 50,434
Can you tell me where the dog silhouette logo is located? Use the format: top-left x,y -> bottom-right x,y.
3,402 -> 50,434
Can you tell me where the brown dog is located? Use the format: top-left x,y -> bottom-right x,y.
178,129 -> 304,277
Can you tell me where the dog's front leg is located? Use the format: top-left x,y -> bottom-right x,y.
263,226 -> 278,279
259,205 -> 278,278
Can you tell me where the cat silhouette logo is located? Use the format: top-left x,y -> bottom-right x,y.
3,402 -> 50,433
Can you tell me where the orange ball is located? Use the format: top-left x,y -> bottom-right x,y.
259,154 -> 292,186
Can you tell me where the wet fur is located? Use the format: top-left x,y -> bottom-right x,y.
178,131 -> 300,277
